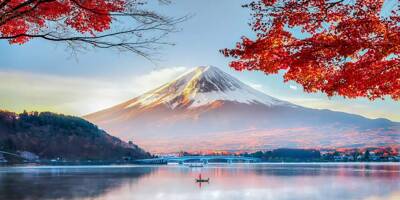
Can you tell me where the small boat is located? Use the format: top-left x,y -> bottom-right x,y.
195,174 -> 209,182
195,178 -> 210,182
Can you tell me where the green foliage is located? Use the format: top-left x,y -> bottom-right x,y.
246,148 -> 321,162
0,110 -> 150,161
16,111 -> 102,137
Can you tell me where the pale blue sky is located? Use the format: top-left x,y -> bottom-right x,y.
0,0 -> 399,121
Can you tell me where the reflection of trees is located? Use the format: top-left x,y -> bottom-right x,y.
248,164 -> 400,178
0,167 -> 156,200
206,164 -> 400,178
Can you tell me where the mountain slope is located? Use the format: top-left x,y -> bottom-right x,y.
0,110 -> 150,160
85,66 -> 400,153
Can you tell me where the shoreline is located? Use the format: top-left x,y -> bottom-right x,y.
1,161 -> 399,167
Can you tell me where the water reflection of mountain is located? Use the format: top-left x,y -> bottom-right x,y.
0,166 -> 156,200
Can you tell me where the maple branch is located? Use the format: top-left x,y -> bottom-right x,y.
224,0 -> 400,100
0,0 -> 188,58
0,0 -> 11,10
0,0 -> 55,27
0,15 -> 184,58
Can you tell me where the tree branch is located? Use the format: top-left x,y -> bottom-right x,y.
0,0 -> 188,59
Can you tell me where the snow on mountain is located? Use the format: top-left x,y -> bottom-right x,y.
85,66 -> 400,153
125,66 -> 291,109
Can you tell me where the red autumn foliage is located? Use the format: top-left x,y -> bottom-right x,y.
0,0 -> 124,44
0,0 -> 185,56
222,0 -> 400,100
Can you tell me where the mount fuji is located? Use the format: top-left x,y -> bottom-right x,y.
85,66 -> 400,153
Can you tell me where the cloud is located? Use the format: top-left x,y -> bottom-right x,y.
245,82 -> 264,92
0,67 -> 188,116
130,66 -> 187,94
289,85 -> 298,90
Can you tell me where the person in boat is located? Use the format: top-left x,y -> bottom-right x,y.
196,174 -> 209,182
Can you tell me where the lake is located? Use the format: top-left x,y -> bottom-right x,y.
0,163 -> 399,200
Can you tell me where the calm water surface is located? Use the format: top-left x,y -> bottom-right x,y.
0,163 -> 399,200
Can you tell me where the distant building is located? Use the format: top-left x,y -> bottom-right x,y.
333,155 -> 344,161
17,151 -> 39,161
388,156 -> 399,161
320,150 -> 335,156
345,155 -> 355,161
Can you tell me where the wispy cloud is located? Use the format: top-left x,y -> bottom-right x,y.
245,82 -> 264,92
0,67 -> 187,116
131,67 -> 187,93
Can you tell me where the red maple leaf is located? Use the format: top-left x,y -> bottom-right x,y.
222,0 -> 400,100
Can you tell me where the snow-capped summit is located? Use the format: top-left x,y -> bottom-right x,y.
126,66 -> 289,109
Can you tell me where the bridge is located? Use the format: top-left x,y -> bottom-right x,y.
136,155 -> 260,164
